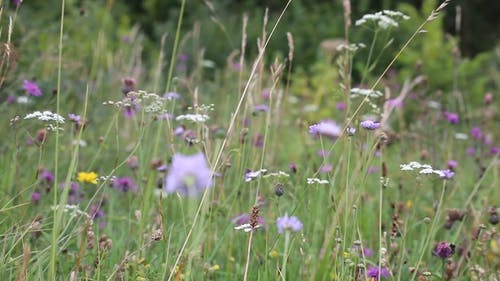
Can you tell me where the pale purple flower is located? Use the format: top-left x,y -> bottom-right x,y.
444,111 -> 459,124
317,149 -> 330,157
276,214 -> 303,233
60,182 -> 84,205
309,120 -> 342,139
470,127 -> 483,140
360,120 -> 381,130
367,166 -> 378,174
113,177 -> 138,192
438,169 -> 455,179
164,153 -> 213,197
387,98 -> 404,109
366,266 -> 390,280
23,80 -> 42,97
319,164 -> 333,173
466,146 -> 476,156
336,101 -> 346,111
165,92 -> 181,100
262,89 -> 271,100
253,104 -> 269,113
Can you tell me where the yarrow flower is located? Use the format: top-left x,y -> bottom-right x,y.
366,266 -> 391,280
113,177 -> 138,192
350,88 -> 383,98
24,111 -> 65,124
77,172 -> 98,184
355,10 -> 409,29
23,80 -> 42,97
307,178 -> 329,185
276,214 -> 303,234
309,120 -> 342,139
360,120 -> 381,130
433,241 -> 455,259
176,114 -> 210,123
164,153 -> 213,197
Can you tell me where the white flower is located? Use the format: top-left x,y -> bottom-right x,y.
419,168 -> 435,174
245,169 -> 268,182
307,178 -> 329,185
355,10 -> 410,30
17,96 -> 30,104
24,111 -> 65,124
175,114 -> 210,123
350,88 -> 383,98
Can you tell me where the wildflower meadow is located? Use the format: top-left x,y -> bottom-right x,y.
0,0 -> 499,280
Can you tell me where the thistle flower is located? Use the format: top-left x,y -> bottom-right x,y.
433,241 -> 455,259
444,111 -> 459,124
164,153 -> 213,197
470,127 -> 483,140
23,80 -> 42,97
366,266 -> 390,280
276,214 -> 303,233
113,177 -> 138,192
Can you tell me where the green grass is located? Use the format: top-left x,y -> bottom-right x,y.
0,0 -> 499,280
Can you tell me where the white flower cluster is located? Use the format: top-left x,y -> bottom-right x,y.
336,43 -> 367,52
51,204 -> 90,219
355,10 -> 410,29
104,90 -> 169,114
400,161 -> 450,177
24,111 -> 65,124
351,88 -> 383,98
175,114 -> 210,123
234,223 -> 262,232
307,178 -> 329,185
245,169 -> 268,182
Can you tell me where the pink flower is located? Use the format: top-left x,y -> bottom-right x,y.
23,80 -> 42,97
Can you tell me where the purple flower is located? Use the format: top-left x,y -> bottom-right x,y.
336,101 -> 346,111
367,166 -> 379,174
433,241 -> 455,259
387,98 -> 404,109
444,111 -> 459,124
31,192 -> 41,203
491,146 -> 500,155
11,0 -> 21,7
466,146 -> 476,156
23,80 -> 42,97
360,120 -> 381,130
164,153 -> 213,197
39,170 -> 55,185
447,160 -> 458,170
253,104 -> 269,113
165,92 -> 181,100
68,113 -> 82,123
470,127 -> 483,140
289,163 -> 297,174
124,103 -> 139,118
366,266 -> 390,280
59,182 -> 84,205
438,169 -> 455,179
113,177 -> 138,192
253,134 -> 264,148
276,214 -> 303,233
232,213 -> 265,227
319,164 -> 333,173
309,120 -> 342,139
317,149 -> 330,157
89,204 -> 104,220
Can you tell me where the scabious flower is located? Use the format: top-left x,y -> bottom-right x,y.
113,177 -> 138,192
366,266 -> 390,280
437,169 -> 455,179
433,241 -> 455,259
361,120 -> 381,130
164,92 -> 181,100
253,104 -> 269,113
164,153 -> 213,197
276,214 -> 303,233
77,172 -> 98,184
23,80 -> 42,96
309,120 -> 342,139
444,111 -> 459,124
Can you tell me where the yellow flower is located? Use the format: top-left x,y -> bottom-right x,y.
343,251 -> 350,258
269,250 -> 279,258
208,264 -> 220,271
77,172 -> 98,184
